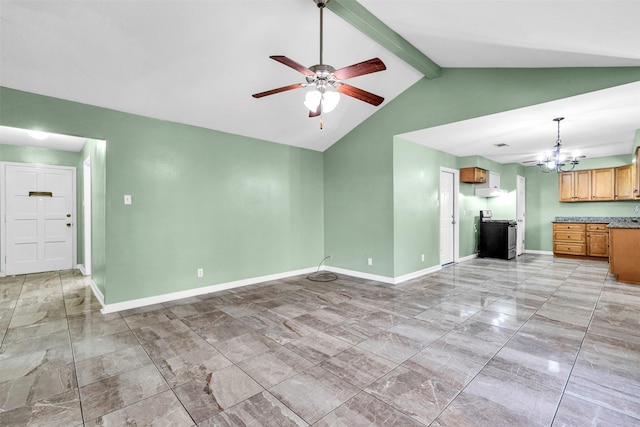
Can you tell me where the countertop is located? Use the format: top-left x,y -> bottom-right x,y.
553,216 -> 640,229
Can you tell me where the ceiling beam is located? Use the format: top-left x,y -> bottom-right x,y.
326,0 -> 441,79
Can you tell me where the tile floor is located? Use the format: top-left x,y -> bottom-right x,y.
1,254 -> 639,426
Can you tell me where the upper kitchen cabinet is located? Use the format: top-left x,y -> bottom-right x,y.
636,147 -> 640,199
558,167 -> 624,202
591,168 -> 615,200
614,164 -> 635,200
558,170 -> 591,202
460,167 -> 487,184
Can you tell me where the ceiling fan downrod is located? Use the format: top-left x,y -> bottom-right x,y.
316,0 -> 329,65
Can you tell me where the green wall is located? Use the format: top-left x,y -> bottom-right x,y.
1,87 -> 324,304
325,67 -> 640,277
1,66 -> 638,305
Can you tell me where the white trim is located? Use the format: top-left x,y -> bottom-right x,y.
324,264 -> 442,285
95,257 -> 477,313
392,264 -> 442,284
89,278 -> 105,307
98,266 -> 317,313
458,253 -> 478,263
324,266 -> 396,284
524,249 -> 554,255
76,264 -> 87,276
83,156 -> 92,276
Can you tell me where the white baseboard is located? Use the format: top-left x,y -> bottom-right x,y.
99,267 -> 317,314
95,257 -> 477,314
324,264 -> 442,285
76,264 -> 87,276
524,250 -> 554,255
89,278 -> 105,307
458,253 -> 478,263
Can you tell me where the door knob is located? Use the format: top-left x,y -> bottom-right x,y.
66,213 -> 71,217
66,223 -> 71,227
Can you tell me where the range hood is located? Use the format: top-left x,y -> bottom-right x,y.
475,172 -> 508,197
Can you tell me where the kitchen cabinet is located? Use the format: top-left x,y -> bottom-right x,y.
558,170 -> 591,202
460,167 -> 487,184
614,164 -> 635,200
552,223 -> 586,256
558,167 -> 626,202
586,224 -> 609,257
591,168 -> 615,200
636,147 -> 640,199
610,227 -> 640,285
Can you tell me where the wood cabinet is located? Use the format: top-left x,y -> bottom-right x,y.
635,147 -> 640,199
460,167 -> 487,184
614,164 -> 635,200
553,223 -> 586,256
591,168 -> 615,200
610,228 -> 640,285
586,224 -> 609,257
558,170 -> 591,202
558,166 -> 633,202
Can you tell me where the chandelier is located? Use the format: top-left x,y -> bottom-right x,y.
537,117 -> 580,173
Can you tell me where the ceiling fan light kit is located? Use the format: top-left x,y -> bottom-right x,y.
252,0 -> 386,127
536,117 -> 582,173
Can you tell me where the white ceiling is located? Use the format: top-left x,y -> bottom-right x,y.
1,0 -> 639,162
0,125 -> 88,152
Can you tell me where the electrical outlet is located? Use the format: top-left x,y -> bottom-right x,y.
367,258 -> 373,266
197,268 -> 204,278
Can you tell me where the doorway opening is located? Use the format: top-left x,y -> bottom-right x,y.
439,167 -> 460,265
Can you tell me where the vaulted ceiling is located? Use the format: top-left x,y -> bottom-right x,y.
1,1 -> 639,163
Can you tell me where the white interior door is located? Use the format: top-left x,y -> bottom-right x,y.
5,164 -> 75,275
440,169 -> 456,265
517,175 -> 526,256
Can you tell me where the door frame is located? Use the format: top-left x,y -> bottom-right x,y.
83,156 -> 92,276
0,161 -> 77,276
516,175 -> 526,256
439,167 -> 460,265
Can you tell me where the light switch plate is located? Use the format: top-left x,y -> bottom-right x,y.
124,195 -> 132,205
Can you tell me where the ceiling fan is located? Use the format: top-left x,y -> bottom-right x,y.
252,0 -> 386,120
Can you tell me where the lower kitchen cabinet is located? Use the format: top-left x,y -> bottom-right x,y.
610,228 -> 640,284
553,222 -> 609,259
553,223 -> 586,256
586,224 -> 609,257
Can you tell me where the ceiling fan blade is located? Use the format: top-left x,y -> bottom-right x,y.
309,105 -> 321,118
270,56 -> 315,76
252,83 -> 304,98
336,84 -> 384,106
333,58 -> 386,80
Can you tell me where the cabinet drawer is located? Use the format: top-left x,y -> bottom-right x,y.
553,223 -> 586,231
553,231 -> 586,242
553,243 -> 586,255
586,223 -> 608,231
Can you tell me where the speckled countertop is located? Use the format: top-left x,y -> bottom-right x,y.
553,216 -> 640,229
